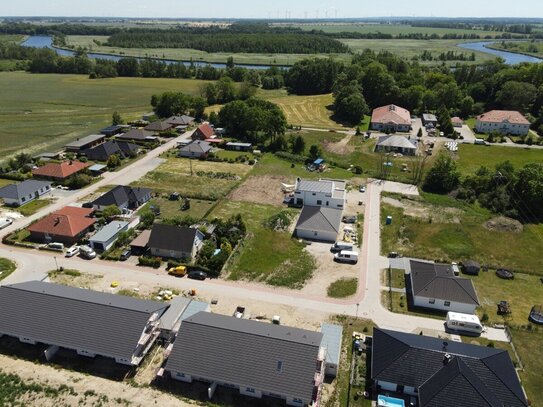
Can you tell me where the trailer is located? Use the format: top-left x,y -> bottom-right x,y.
446,312 -> 483,335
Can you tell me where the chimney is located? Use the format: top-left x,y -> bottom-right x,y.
443,353 -> 452,365
68,160 -> 73,165
54,217 -> 60,226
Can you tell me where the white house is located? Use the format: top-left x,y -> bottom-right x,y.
370,104 -> 411,133
475,110 -> 530,136
293,179 -> 346,209
0,180 -> 52,207
295,206 -> 342,243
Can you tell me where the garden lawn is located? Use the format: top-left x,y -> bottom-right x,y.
142,197 -> 215,221
383,268 -> 406,289
0,258 -> 16,281
327,278 -> 358,298
15,199 -> 51,216
509,328 -> 543,405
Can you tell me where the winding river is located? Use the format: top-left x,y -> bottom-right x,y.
458,41 -> 542,64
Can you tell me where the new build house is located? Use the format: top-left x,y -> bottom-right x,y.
370,104 -> 411,133
293,179 -> 346,209
375,135 -> 418,156
83,140 -> 139,162
148,223 -> 204,261
91,185 -> 152,212
371,328 -> 528,407
89,220 -> 129,252
32,160 -> 91,182
0,180 -> 52,207
163,311 -> 325,407
476,110 -> 530,136
178,140 -> 212,159
0,281 -> 169,366
64,134 -> 106,153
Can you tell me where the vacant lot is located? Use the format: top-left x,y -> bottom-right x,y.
142,196 -> 215,221
228,175 -> 289,206
456,144 -> 543,175
327,278 -> 358,298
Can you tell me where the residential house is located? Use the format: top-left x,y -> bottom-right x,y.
371,327 -> 528,407
295,206 -> 342,243
129,229 -> 151,255
144,120 -> 173,133
320,323 -> 343,378
32,160 -> 91,182
192,123 -> 214,141
422,113 -> 438,127
82,140 -> 139,162
163,311 -> 325,407
88,164 -> 108,176
89,220 -> 129,252
64,134 -> 106,153
117,128 -> 157,142
178,140 -> 212,159
100,125 -> 125,137
33,152 -> 63,162
293,179 -> 346,209
225,142 -> 252,151
476,110 -> 530,136
409,260 -> 479,314
0,180 -> 52,207
370,105 -> 412,133
451,117 -> 464,128
165,115 -> 195,127
27,206 -> 96,246
91,185 -> 152,212
375,135 -> 418,156
0,281 -> 169,366
148,223 -> 204,261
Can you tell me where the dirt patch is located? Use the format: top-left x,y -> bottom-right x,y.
484,216 -> 523,233
322,133 -> 354,155
382,196 -> 462,223
228,175 -> 289,206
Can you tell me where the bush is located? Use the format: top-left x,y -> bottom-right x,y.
274,151 -> 307,164
138,256 -> 161,268
481,313 -> 489,322
248,159 -> 255,165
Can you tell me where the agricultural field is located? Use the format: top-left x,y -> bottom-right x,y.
0,34 -> 25,43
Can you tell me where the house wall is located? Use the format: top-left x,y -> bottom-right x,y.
375,145 -> 416,156
293,191 -> 345,209
29,231 -> 85,246
296,228 -> 337,243
371,122 -> 411,133
178,150 -> 206,159
3,184 -> 52,207
94,201 -> 129,212
475,120 -> 530,136
413,295 -> 477,314
150,247 -> 191,260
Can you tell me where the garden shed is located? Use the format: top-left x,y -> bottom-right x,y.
462,260 -> 480,275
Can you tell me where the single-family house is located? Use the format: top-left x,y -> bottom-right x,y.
148,223 -> 204,261
117,128 -> 157,142
27,206 -> 96,245
370,105 -> 411,133
163,311 -> 325,407
192,123 -> 214,141
0,180 -> 52,207
422,113 -> 438,127
0,281 -> 169,366
371,327 -> 528,407
91,185 -> 152,212
82,140 -> 139,162
295,206 -> 342,243
32,160 -> 91,182
144,120 -> 173,133
165,115 -> 195,127
293,179 -> 346,209
178,140 -> 212,159
451,117 -> 464,128
89,220 -> 129,252
375,135 -> 418,156
225,142 -> 252,151
476,110 -> 530,136
100,125 -> 125,137
129,229 -> 151,255
409,260 -> 479,314
64,134 -> 106,153
320,323 -> 343,378
33,152 -> 63,162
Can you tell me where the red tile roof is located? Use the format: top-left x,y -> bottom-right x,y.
28,208 -> 96,238
54,206 -> 95,217
32,161 -> 91,180
371,104 -> 411,126
196,123 -> 214,139
451,116 -> 464,124
477,110 -> 530,125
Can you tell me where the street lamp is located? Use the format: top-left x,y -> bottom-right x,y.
356,303 -> 360,319
54,256 -> 59,271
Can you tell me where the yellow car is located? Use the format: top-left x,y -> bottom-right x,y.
168,265 -> 187,277
110,281 -> 119,288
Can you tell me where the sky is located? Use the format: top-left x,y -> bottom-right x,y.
1,0 -> 543,19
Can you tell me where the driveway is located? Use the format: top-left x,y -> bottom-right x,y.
458,124 -> 475,141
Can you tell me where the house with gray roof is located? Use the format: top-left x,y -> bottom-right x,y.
64,134 -> 106,153
294,178 -> 346,209
158,297 -> 209,340
165,115 -> 195,127
371,328 -> 528,407
91,185 -> 152,212
117,128 -> 157,142
178,140 -> 212,159
375,135 -> 418,156
83,140 -> 139,162
409,260 -> 479,314
0,281 -> 169,366
0,180 -> 52,207
163,311 -> 325,407
89,220 -> 129,252
148,223 -> 204,261
295,206 -> 342,243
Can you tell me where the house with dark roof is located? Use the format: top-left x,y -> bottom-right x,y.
0,281 -> 169,366
409,260 -> 479,314
144,120 -> 173,133
295,206 -> 342,243
178,140 -> 212,159
165,115 -> 195,127
163,311 -> 325,407
148,223 -> 204,261
91,185 -> 152,212
192,123 -> 214,140
0,180 -> 52,207
371,328 -> 528,407
64,134 -> 106,153
100,125 -> 125,137
83,140 -> 139,162
375,135 -> 418,156
27,206 -> 96,245
32,161 -> 91,182
117,128 -> 157,142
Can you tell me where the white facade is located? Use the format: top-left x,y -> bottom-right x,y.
1,184 -> 51,207
295,227 -> 337,243
475,119 -> 530,136
294,179 -> 346,209
413,295 -> 477,314
371,122 -> 411,133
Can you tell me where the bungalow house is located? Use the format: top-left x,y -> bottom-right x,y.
117,128 -> 157,142
89,220 -> 129,252
91,185 -> 152,212
0,281 -> 169,366
192,123 -> 214,141
409,260 -> 479,314
178,140 -> 212,159
476,110 -> 530,136
163,311 -> 325,407
100,125 -> 125,137
375,135 -> 418,156
82,140 -> 139,162
225,142 -> 252,152
451,117 -> 464,128
144,120 -> 173,133
148,223 -> 204,261
27,206 -> 96,246
370,105 -> 411,133
32,160 -> 91,182
0,180 -> 52,207
295,206 -> 342,243
64,134 -> 106,153
293,179 -> 346,209
371,328 -> 528,407
422,113 -> 438,127
165,115 -> 195,127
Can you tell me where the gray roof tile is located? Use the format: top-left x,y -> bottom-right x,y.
0,180 -> 51,200
296,206 -> 342,234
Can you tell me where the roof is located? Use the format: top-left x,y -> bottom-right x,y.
226,142 -> 252,147
64,134 -> 105,149
90,221 -> 128,243
165,115 -> 194,126
0,180 -> 51,200
477,110 -> 530,125
376,135 -> 417,150
100,125 -> 123,134
296,206 -> 342,234
130,229 -> 151,248
409,260 -> 479,305
371,328 -> 527,407
83,140 -> 139,161
165,312 -> 322,401
179,140 -> 212,154
92,185 -> 151,208
195,123 -> 214,139
180,300 -> 209,321
371,104 -> 411,125
28,209 -> 96,238
159,296 -> 192,331
148,223 -> 199,253
118,128 -> 155,141
144,120 -> 172,132
88,164 -> 107,172
451,116 -> 464,124
320,323 -> 343,366
32,161 -> 91,179
0,281 -> 168,362
54,206 -> 94,217
296,179 -> 334,194
423,113 -> 437,122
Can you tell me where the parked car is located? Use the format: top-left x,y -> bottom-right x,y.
334,250 -> 359,264
168,265 -> 187,277
79,245 -> 96,260
496,268 -> 514,280
342,215 -> 357,224
120,249 -> 132,261
47,242 -> 64,251
65,246 -> 80,257
331,241 -> 355,253
188,270 -> 207,280
359,185 -> 366,193
0,217 -> 13,230
388,252 -> 402,258
233,306 -> 246,318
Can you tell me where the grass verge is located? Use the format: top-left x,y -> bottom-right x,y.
327,278 -> 358,298
0,258 -> 16,281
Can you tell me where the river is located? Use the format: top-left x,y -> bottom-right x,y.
458,41 -> 542,65
20,36 -> 277,70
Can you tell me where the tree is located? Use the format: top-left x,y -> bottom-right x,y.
514,163 -> 543,221
140,211 -> 155,229
291,135 -> 306,155
65,173 -> 92,190
309,144 -> 321,160
112,111 -> 122,125
101,204 -> 121,219
107,154 -> 121,169
423,155 -> 460,194
416,127 -> 423,138
496,81 -> 537,112
151,92 -> 193,118
333,80 -> 368,124
226,56 -> 235,69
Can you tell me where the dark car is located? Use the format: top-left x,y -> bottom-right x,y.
188,271 -> 207,280
496,268 -> 514,280
120,249 -> 132,261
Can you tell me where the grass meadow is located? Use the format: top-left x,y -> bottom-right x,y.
456,144 -> 543,175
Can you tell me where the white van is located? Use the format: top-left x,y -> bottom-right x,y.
334,250 -> 359,264
446,312 -> 482,335
47,242 -> 64,251
331,241 -> 355,252
79,245 -> 96,259
474,138 -> 486,145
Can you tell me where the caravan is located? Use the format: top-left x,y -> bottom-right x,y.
446,312 -> 483,335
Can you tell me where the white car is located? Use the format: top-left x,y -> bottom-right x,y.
359,185 -> 366,193
65,246 -> 80,257
0,217 -> 13,230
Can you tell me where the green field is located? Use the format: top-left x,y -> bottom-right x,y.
0,34 -> 25,43
141,197 -> 215,221
456,144 -> 543,175
327,278 -> 358,298
510,328 -> 542,405
490,40 -> 543,57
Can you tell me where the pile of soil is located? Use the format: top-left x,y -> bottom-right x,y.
484,216 -> 523,233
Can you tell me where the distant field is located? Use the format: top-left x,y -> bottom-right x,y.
0,34 -> 25,43
0,72 -> 211,161
490,40 -> 543,57
456,144 -> 543,175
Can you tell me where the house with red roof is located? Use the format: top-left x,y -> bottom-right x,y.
475,110 -> 530,136
192,123 -> 214,141
28,206 -> 96,245
32,161 -> 91,182
370,104 -> 412,133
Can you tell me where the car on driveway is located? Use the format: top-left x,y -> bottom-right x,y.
188,270 -> 207,280
65,246 -> 80,257
359,185 -> 366,193
342,215 -> 357,224
0,217 -> 13,230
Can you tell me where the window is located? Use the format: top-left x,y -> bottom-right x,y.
21,197 -> 26,202
326,201 -> 329,206
276,361 -> 283,372
246,387 -> 255,393
444,301 -> 451,307
312,193 -> 316,196
428,299 -> 435,304
316,200 -> 322,205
